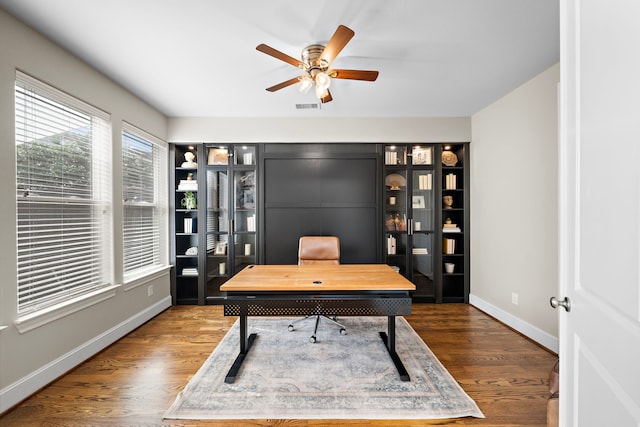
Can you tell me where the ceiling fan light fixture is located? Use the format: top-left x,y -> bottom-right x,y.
315,84 -> 329,99
315,71 -> 331,90
298,75 -> 313,93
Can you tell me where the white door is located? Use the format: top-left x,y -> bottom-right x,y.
558,0 -> 640,426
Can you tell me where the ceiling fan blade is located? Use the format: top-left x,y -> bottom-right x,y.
320,90 -> 333,103
331,69 -> 379,81
320,25 -> 355,65
256,44 -> 303,68
265,77 -> 300,92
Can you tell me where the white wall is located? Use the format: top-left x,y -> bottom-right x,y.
470,63 -> 560,352
0,10 -> 171,412
168,117 -> 471,143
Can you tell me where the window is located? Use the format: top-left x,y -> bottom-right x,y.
122,124 -> 166,281
15,72 -> 112,316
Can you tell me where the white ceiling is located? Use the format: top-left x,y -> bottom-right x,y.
0,0 -> 559,118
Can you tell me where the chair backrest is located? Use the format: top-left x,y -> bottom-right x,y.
298,236 -> 340,265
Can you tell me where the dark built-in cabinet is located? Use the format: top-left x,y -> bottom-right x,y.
383,143 -> 469,303
170,143 -> 258,305
169,142 -> 469,305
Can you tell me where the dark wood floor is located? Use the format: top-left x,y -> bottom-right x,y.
0,304 -> 556,426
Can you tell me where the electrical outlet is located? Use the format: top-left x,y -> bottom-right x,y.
511,292 -> 519,305
147,285 -> 154,297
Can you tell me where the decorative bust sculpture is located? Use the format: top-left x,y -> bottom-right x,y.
443,195 -> 453,209
181,151 -> 197,168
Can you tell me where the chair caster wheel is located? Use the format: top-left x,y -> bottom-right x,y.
310,335 -> 317,343
288,325 -> 294,332
340,328 -> 346,335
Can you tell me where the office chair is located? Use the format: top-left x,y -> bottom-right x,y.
288,236 -> 346,343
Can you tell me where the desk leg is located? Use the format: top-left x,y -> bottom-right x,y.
225,315 -> 257,384
379,316 -> 410,382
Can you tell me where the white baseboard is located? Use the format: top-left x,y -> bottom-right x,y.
469,293 -> 559,354
0,296 -> 172,414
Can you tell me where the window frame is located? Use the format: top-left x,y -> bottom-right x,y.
121,123 -> 168,284
14,71 -> 114,329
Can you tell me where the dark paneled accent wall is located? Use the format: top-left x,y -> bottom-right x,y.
262,144 -> 380,264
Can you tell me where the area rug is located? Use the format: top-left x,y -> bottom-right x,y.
164,316 -> 484,420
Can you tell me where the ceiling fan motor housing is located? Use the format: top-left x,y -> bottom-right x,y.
301,44 -> 328,73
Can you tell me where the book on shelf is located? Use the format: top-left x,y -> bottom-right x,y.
243,152 -> 253,165
443,238 -> 456,254
181,267 -> 198,276
183,217 -> 196,233
442,223 -> 461,233
442,227 -> 461,233
247,214 -> 256,232
385,151 -> 398,165
445,173 -> 457,190
178,180 -> 198,191
412,247 -> 428,254
418,174 -> 432,190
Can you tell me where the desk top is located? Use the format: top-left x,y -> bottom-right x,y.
220,264 -> 416,292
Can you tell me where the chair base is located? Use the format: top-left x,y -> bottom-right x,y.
288,314 -> 346,343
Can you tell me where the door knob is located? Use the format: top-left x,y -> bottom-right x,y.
550,296 -> 571,312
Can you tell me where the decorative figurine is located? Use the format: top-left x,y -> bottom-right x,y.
181,151 -> 197,168
443,195 -> 453,209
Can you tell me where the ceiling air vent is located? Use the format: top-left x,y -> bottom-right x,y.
295,103 -> 320,110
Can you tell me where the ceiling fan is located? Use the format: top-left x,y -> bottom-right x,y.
256,25 -> 379,103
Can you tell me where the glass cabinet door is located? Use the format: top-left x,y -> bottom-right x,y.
205,144 -> 258,299
233,162 -> 256,272
383,144 -> 436,301
410,168 -> 434,298
384,168 -> 407,275
205,146 -> 230,298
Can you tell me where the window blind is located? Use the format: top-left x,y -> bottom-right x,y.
122,124 -> 166,280
15,71 -> 112,315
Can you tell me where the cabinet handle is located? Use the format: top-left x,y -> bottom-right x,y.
407,218 -> 413,235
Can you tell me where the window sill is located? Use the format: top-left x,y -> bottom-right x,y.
15,284 -> 120,334
122,265 -> 171,292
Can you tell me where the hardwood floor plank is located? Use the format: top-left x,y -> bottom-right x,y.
0,304 -> 557,426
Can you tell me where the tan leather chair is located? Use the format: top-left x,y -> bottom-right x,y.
288,236 -> 346,342
297,236 -> 340,265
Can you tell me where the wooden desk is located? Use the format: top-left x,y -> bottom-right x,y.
220,264 -> 416,383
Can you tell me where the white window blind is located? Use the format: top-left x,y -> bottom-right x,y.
15,71 -> 112,315
122,124 -> 166,280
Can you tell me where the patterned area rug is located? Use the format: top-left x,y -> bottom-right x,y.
164,316 -> 484,420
